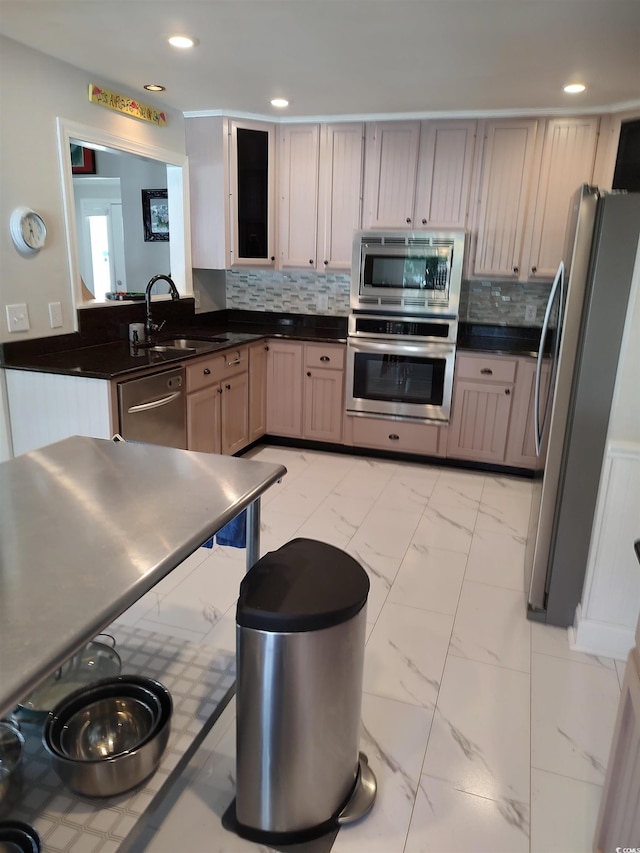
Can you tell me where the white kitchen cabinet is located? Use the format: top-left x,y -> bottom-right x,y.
414,120 -> 477,229
279,122 -> 364,270
504,357 -> 550,469
471,116 -> 600,280
185,116 -> 276,270
363,121 -> 421,228
186,347 -> 249,455
266,340 -> 345,443
522,116 -> 600,279
248,340 -> 268,443
363,120 -> 477,231
472,119 -> 540,279
345,415 -> 444,458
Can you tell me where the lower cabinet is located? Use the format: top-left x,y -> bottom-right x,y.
345,415 -> 445,457
267,339 -> 345,443
186,347 -> 249,455
248,341 -> 268,443
447,351 -> 549,468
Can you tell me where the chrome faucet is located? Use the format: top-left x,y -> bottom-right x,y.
145,274 -> 180,340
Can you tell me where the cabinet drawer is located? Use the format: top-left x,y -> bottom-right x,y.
455,354 -> 517,383
304,343 -> 345,370
186,354 -> 226,393
350,416 -> 442,456
218,347 -> 248,382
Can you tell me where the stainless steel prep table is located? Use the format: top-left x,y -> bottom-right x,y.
0,436 -> 286,718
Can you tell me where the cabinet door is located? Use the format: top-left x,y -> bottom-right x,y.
362,122 -> 420,228
415,120 -> 477,229
220,371 -> 249,455
279,124 -> 320,269
447,379 -> 513,462
473,119 -> 539,278
303,368 -> 344,443
505,358 -> 550,469
523,117 -> 600,279
187,386 -> 221,454
249,341 -> 268,443
229,119 -> 276,267
317,123 -> 364,270
266,341 -> 303,437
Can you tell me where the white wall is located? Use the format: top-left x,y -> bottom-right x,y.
0,35 -> 186,345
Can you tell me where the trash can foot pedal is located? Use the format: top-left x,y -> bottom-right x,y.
337,752 -> 377,825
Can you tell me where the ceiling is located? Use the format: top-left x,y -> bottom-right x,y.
1,0 -> 639,120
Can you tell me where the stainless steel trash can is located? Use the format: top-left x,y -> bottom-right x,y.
234,537 -> 376,845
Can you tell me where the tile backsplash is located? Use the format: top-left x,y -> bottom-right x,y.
225,269 -> 552,326
226,270 -> 350,315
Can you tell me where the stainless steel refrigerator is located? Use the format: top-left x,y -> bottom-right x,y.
526,185 -> 640,625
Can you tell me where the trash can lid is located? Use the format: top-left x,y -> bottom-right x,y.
236,538 -> 370,632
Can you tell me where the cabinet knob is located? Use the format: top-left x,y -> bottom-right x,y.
505,388 -> 511,396
320,355 -> 330,362
480,368 -> 493,375
203,368 -> 211,375
270,256 -> 275,262
225,383 -> 231,390
217,388 -> 223,394
265,345 -> 269,351
513,266 -> 519,274
421,218 -> 427,225
388,434 -> 400,441
309,259 -> 314,265
531,266 -> 537,274
306,371 -> 312,377
406,217 -> 412,224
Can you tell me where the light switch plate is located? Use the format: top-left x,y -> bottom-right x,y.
48,301 -> 63,328
6,303 -> 30,332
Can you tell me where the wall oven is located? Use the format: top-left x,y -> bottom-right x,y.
351,230 -> 465,316
346,314 -> 456,422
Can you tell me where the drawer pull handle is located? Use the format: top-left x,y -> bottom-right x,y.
203,368 -> 211,375
228,357 -> 241,366
320,356 -> 330,362
480,368 -> 493,375
388,433 -> 400,441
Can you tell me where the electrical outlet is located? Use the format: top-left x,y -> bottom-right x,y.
317,293 -> 329,312
48,301 -> 63,328
525,304 -> 537,323
6,303 -> 30,332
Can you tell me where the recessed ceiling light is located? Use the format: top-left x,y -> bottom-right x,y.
563,83 -> 586,94
168,35 -> 196,49
144,84 -> 166,92
270,98 -> 289,108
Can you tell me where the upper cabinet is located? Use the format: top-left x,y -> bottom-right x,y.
279,122 -> 364,270
362,120 -> 477,230
185,116 -> 276,269
471,116 -> 600,280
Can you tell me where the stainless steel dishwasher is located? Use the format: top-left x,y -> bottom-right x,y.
117,367 -> 187,449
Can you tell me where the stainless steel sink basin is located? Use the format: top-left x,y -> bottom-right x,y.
159,337 -> 228,350
149,344 -> 196,355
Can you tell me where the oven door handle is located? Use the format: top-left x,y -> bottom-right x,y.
347,338 -> 456,357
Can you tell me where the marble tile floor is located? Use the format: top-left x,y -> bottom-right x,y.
114,445 -> 625,853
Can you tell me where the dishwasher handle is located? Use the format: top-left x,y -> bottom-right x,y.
127,391 -> 182,414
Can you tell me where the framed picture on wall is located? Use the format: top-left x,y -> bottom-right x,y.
142,189 -> 170,242
70,144 -> 96,174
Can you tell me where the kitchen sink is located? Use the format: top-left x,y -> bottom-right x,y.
148,344 -> 197,355
159,337 -> 228,350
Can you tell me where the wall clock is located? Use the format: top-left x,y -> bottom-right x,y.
10,206 -> 47,254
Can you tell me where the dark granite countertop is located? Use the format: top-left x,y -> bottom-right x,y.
456,323 -> 547,357
1,310 -> 348,380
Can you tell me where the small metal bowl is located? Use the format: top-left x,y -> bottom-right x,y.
43,676 -> 172,798
0,820 -> 42,853
58,695 -> 158,761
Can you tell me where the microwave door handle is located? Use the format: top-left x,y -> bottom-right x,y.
534,261 -> 564,455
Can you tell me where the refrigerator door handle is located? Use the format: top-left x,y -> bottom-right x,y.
535,261 -> 564,455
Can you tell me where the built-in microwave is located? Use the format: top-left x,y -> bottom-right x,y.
351,230 -> 465,316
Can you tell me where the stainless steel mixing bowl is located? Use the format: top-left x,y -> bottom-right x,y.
43,676 -> 172,797
58,695 -> 158,761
